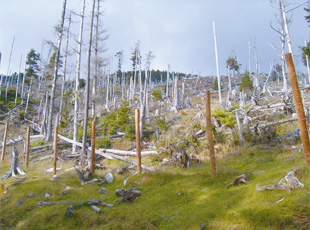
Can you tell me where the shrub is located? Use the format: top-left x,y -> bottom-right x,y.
212,107 -> 236,128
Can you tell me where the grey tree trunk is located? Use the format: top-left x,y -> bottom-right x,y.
166,64 -> 170,99
4,37 -> 15,101
25,78 -> 33,116
73,0 -> 86,154
15,55 -> 23,104
59,12 -> 71,121
82,0 -> 96,153
21,61 -> 26,104
46,0 -> 67,141
280,0 -> 292,53
213,21 -> 222,104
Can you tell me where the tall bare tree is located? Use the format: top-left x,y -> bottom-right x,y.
73,0 -> 86,154
82,0 -> 96,153
46,0 -> 67,141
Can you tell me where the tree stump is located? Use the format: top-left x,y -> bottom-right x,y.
4,146 -> 25,179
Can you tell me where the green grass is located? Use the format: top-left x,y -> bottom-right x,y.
0,146 -> 309,230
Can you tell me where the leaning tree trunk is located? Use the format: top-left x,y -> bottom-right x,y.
82,0 -> 96,153
59,12 -> 71,121
46,0 -> 67,141
73,0 -> 86,154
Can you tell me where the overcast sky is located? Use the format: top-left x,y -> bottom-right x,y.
0,0 -> 309,78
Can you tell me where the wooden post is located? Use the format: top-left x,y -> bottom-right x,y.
53,122 -> 59,176
135,108 -> 142,174
286,53 -> 310,167
1,122 -> 8,162
91,121 -> 96,173
206,91 -> 216,176
25,126 -> 30,167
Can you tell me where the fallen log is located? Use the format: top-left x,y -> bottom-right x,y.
227,174 -> 249,189
250,117 -> 298,130
99,148 -> 158,156
256,169 -> 304,193
96,150 -> 155,171
57,134 -> 155,171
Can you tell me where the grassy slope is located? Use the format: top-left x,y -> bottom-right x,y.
0,145 -> 309,230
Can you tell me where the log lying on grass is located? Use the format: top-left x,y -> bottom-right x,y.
256,169 -> 304,193
227,174 -> 249,189
58,134 -> 155,172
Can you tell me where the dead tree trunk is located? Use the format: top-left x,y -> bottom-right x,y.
73,0 -> 86,154
4,146 -> 25,179
213,21 -> 222,105
46,0 -> 67,141
15,55 -> 23,104
59,12 -> 71,121
206,91 -> 216,176
286,53 -> 310,167
1,122 -> 8,162
82,0 -> 96,153
135,108 -> 141,174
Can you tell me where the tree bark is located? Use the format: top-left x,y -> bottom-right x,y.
82,0 -> 96,153
46,0 -> 67,141
59,12 -> 71,121
73,0 -> 86,154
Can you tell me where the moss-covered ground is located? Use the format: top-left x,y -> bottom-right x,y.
0,145 -> 309,230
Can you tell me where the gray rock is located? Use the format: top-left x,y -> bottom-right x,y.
104,173 -> 114,183
50,175 -> 61,181
15,199 -> 25,207
99,188 -> 108,194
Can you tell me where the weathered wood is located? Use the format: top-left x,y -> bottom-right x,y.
53,126 -> 58,176
135,108 -> 141,174
206,91 -> 216,176
57,134 -> 113,160
251,117 -> 298,130
1,122 -> 8,162
227,174 -> 249,189
98,149 -> 158,156
4,146 -> 25,179
25,126 -> 30,167
91,121 -> 95,173
286,53 -> 310,167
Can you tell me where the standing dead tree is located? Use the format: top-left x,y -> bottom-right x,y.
82,0 -> 96,153
73,0 -> 86,154
46,0 -> 67,141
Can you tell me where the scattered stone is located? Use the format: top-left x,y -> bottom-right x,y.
105,173 -> 114,183
50,175 -> 61,181
61,191 -> 68,195
15,199 -> 25,207
177,193 -> 182,196
46,168 -> 61,173
200,223 -> 206,230
66,206 -> 75,218
60,183 -> 70,190
27,192 -> 36,198
116,165 -> 129,174
99,188 -> 108,194
115,188 -> 141,203
44,193 -> 54,198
